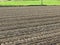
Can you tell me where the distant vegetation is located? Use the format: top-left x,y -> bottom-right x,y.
0,0 -> 60,6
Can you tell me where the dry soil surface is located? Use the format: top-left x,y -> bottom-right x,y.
0,6 -> 60,45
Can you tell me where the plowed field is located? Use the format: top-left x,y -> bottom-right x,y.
0,6 -> 60,45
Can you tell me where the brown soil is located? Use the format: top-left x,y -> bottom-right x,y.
0,6 -> 60,45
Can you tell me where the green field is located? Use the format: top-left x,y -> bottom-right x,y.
0,0 -> 60,6
0,1 -> 41,6
44,0 -> 60,5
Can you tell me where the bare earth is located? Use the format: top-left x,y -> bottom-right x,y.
0,6 -> 60,45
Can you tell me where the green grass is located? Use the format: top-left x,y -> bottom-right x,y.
0,0 -> 60,6
44,0 -> 60,5
0,1 -> 41,6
